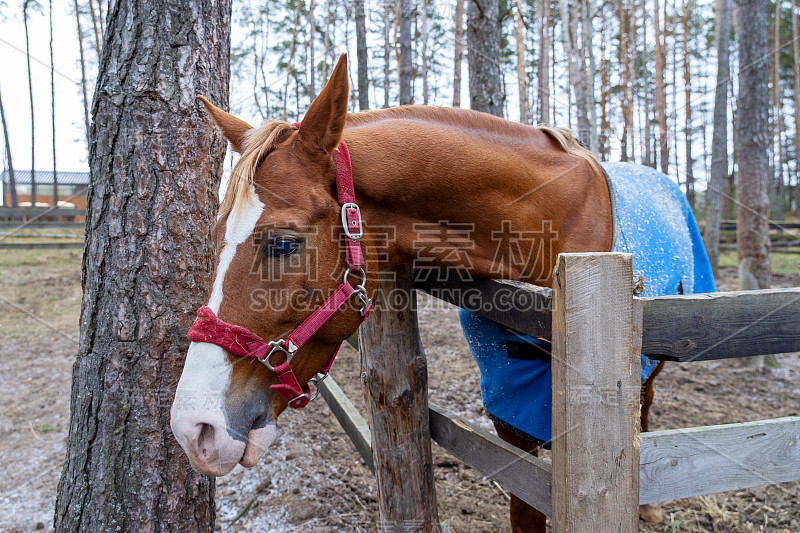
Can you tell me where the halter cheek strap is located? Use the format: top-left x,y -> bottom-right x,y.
187,137 -> 372,409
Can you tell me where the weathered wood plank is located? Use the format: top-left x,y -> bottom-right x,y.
0,221 -> 85,230
0,207 -> 87,217
641,288 -> 800,361
359,264 -> 442,531
551,253 -> 641,533
0,241 -> 84,250
318,375 -> 374,473
428,402 -> 552,516
640,416 -> 800,504
416,275 -> 551,339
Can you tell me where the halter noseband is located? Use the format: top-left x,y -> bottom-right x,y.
187,137 -> 372,409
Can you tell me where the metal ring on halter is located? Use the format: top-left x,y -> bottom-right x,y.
343,267 -> 367,287
288,373 -> 329,407
258,339 -> 297,372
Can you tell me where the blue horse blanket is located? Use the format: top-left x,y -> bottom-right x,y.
459,163 -> 716,446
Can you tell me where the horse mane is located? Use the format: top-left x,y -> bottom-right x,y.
220,120 -> 296,218
537,125 -> 604,178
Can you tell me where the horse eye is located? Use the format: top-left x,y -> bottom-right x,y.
265,236 -> 301,257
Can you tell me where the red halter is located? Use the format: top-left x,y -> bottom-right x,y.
187,138 -> 372,409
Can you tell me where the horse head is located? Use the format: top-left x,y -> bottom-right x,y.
171,55 -> 370,476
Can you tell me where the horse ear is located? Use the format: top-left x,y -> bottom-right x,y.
197,95 -> 253,154
297,54 -> 349,155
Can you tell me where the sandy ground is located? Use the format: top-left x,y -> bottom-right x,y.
1,249 -> 799,532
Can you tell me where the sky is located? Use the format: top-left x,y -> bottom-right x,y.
1,2 -> 90,172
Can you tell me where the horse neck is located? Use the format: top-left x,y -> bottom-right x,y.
344,109 -> 614,286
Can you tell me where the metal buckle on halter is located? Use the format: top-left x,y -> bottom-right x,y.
259,338 -> 299,372
341,202 -> 363,240
343,267 -> 372,316
288,373 -> 329,407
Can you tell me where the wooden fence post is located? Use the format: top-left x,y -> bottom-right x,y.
551,253 -> 642,533
359,264 -> 441,532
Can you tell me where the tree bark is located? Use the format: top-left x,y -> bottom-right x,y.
560,0 -> 590,145
468,0 -> 503,116
399,0 -> 413,105
704,0 -> 732,276
453,0 -> 465,107
50,0 -> 58,206
53,0 -> 231,530
538,0 -> 550,122
383,0 -> 391,107
513,0 -> 530,124
683,0 -> 694,208
736,0 -> 772,290
654,0 -> 669,174
793,0 -> 800,215
770,0 -> 784,219
309,0 -> 317,100
582,0 -> 598,152
618,0 -> 630,160
355,0 -> 369,109
0,86 -> 19,208
73,0 -> 91,153
88,0 -> 102,57
23,0 -> 36,205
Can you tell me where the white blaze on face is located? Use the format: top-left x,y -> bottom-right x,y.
171,189 -> 271,474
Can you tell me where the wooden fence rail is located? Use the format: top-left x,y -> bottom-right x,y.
316,253 -> 800,531
0,207 -> 87,218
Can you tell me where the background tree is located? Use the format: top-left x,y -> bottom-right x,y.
53,0 -> 232,530
355,0 -> 369,109
399,0 -> 413,104
735,0 -> 772,365
50,0 -> 58,206
704,0 -> 733,276
23,0 -> 39,205
0,86 -> 19,208
453,0 -> 465,107
468,0 -> 503,115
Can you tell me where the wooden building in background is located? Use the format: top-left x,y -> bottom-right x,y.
1,170 -> 89,208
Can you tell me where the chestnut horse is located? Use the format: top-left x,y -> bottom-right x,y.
171,54 -> 664,530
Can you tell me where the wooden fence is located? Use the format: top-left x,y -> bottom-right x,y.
0,207 -> 85,250
317,253 -> 800,532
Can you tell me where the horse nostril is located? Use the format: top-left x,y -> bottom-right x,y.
197,423 -> 215,458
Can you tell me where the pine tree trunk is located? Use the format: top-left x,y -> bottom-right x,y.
771,0 -> 784,219
599,4 -> 609,158
793,0 -> 800,214
53,0 -> 231,530
736,0 -> 772,288
582,0 -> 598,152
23,0 -> 36,205
538,0 -> 550,122
0,87 -> 19,208
50,0 -> 58,206
704,0 -> 732,275
560,0 -> 590,144
654,0 -> 669,174
514,0 -> 530,123
399,0 -> 413,105
683,0 -> 694,207
618,0 -> 630,160
421,0 -> 429,105
88,0 -> 102,57
74,0 -> 91,152
453,0 -> 465,107
468,0 -> 503,116
355,0 -> 369,109
283,0 -> 303,121
627,0 -> 637,161
642,0 -> 653,167
309,0 -> 316,100
383,0 -> 391,108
